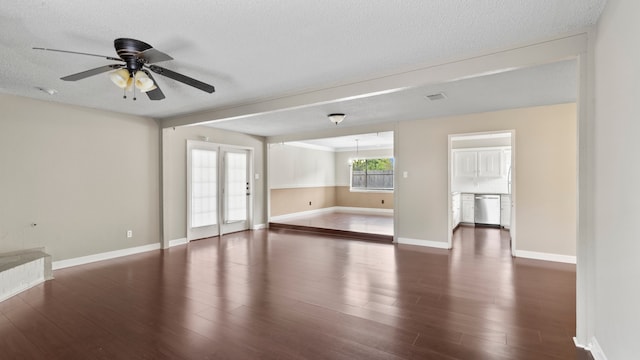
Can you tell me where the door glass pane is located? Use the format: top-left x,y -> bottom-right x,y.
225,152 -> 247,222
191,149 -> 217,228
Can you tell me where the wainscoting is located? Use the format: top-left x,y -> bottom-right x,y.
270,186 -> 393,217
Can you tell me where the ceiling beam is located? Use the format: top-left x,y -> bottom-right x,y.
161,32 -> 588,129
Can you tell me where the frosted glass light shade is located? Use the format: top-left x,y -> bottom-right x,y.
140,84 -> 157,93
134,71 -> 155,92
125,77 -> 133,92
109,69 -> 130,88
328,113 -> 345,125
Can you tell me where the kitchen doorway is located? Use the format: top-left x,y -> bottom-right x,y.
447,131 -> 515,254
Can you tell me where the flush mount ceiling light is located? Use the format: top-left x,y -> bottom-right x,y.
328,113 -> 346,125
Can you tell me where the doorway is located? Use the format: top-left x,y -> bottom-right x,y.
187,140 -> 252,241
447,131 -> 515,254
267,131 -> 394,239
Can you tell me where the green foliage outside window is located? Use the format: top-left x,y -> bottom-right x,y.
352,158 -> 392,171
351,158 -> 394,190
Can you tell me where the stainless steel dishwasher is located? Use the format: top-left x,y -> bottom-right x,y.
474,194 -> 501,226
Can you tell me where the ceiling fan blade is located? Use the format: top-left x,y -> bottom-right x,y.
61,64 -> 124,81
143,71 -> 166,100
33,47 -> 122,62
148,65 -> 215,93
138,48 -> 173,64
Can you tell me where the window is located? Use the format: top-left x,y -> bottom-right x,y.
351,158 -> 394,191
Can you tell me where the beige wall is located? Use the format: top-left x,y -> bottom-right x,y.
335,187 -> 394,209
0,94 -> 160,261
271,186 -> 394,216
162,125 -> 266,242
396,103 -> 576,256
592,0 -> 640,357
270,187 -> 336,216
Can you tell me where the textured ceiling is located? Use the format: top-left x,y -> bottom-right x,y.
0,1 -> 605,136
206,59 -> 578,138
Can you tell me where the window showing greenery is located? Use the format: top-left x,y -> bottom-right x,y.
351,158 -> 394,190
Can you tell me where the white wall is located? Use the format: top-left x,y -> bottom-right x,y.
162,125 -> 265,242
0,94 -> 160,261
396,103 -> 576,256
592,0 -> 640,358
269,144 -> 335,188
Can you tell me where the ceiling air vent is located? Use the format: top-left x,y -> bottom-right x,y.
425,92 -> 447,101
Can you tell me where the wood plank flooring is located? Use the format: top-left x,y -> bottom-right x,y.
0,226 -> 578,359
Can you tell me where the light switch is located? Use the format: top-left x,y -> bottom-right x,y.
255,173 -> 260,180
403,171 -> 408,178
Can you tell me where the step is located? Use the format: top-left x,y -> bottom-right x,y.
0,248 -> 53,303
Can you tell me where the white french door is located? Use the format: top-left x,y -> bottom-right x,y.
187,141 -> 251,241
221,148 -> 250,234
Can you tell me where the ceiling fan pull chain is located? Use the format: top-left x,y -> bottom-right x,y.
132,74 -> 137,101
123,87 -> 127,99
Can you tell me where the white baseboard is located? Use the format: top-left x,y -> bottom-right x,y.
334,206 -> 394,215
169,238 -> 188,247
573,336 -> 608,360
589,337 -> 608,360
52,243 -> 161,270
515,250 -> 576,264
397,237 -> 451,249
252,224 -> 267,230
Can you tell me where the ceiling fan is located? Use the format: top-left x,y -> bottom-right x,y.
33,38 -> 215,101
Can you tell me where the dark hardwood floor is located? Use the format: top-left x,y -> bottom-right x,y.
0,226 -> 579,359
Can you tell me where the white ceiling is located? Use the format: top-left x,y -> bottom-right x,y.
1,1 -> 605,139
287,131 -> 395,152
205,59 -> 578,138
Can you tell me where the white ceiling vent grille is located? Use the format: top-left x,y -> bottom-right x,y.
425,92 -> 447,101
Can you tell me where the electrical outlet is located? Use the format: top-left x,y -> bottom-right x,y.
126,230 -> 133,238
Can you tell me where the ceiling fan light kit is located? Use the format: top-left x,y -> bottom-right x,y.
109,68 -> 130,88
34,38 -> 215,101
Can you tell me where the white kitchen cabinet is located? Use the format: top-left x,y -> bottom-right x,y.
461,193 -> 475,223
500,194 -> 511,228
453,148 -> 503,179
502,148 -> 512,176
453,151 -> 477,178
451,193 -> 461,229
477,149 -> 502,177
